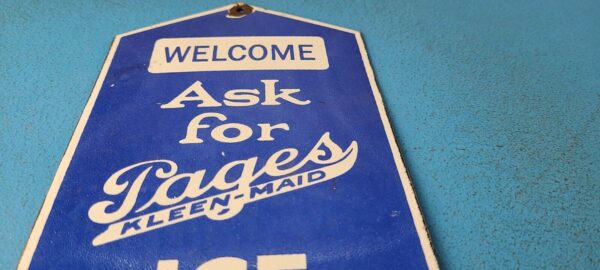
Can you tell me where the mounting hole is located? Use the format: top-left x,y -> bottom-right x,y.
228,3 -> 253,17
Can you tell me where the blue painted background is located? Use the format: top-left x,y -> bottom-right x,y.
0,0 -> 598,269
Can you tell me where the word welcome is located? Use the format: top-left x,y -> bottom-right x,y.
149,36 -> 328,73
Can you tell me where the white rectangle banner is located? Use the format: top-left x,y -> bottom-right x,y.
148,36 -> 329,73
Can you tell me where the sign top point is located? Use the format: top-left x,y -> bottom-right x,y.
118,3 -> 358,38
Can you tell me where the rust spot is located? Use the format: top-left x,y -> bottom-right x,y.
228,3 -> 253,17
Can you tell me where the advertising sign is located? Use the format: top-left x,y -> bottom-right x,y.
19,4 -> 438,269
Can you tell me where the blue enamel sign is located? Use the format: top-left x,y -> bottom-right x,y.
19,4 -> 438,269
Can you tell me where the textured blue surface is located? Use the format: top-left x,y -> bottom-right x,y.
0,0 -> 598,269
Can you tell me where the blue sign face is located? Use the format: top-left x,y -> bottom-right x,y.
19,4 -> 437,270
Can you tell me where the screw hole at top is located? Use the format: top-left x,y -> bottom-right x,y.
228,3 -> 253,17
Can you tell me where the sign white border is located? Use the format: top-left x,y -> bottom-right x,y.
18,4 -> 439,269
